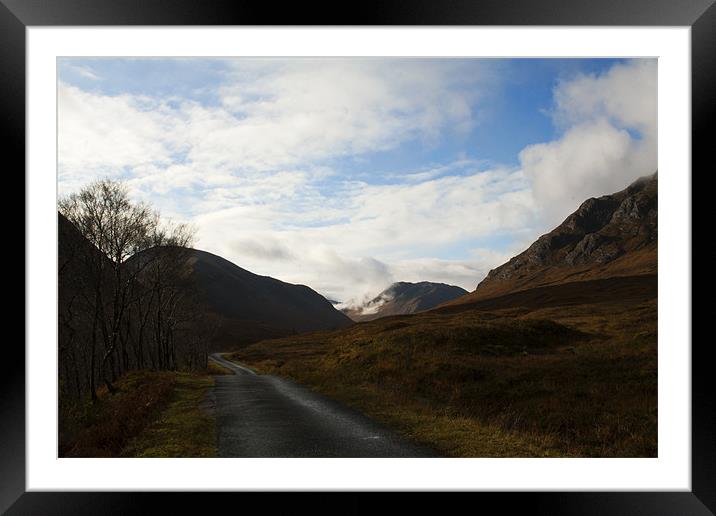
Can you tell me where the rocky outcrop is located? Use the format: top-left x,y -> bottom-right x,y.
463,172 -> 657,301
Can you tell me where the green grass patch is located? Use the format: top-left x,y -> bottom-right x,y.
121,372 -> 216,457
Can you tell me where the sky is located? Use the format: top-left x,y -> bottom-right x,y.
57,57 -> 657,306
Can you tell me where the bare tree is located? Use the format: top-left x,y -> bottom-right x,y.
59,180 -> 187,395
130,225 -> 195,371
58,179 -> 205,408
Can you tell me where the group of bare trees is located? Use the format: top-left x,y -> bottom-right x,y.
58,180 -> 215,405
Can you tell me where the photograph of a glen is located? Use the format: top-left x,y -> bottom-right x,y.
57,57 -> 657,458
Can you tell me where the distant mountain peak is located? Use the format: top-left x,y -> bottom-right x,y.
343,281 -> 468,322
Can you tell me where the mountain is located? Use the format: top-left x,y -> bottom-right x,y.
179,249 -> 353,343
59,211 -> 107,276
449,172 -> 657,306
126,247 -> 354,349
343,281 -> 468,322
58,212 -> 111,357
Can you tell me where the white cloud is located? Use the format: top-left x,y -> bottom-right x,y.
334,168 -> 534,257
58,59 -> 496,213
170,59 -> 489,174
391,258 -> 489,290
190,166 -> 536,303
67,64 -> 102,81
521,59 -> 657,227
552,59 -> 657,135
58,83 -> 183,195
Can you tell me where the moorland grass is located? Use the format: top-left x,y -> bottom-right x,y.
59,371 -> 178,457
229,295 -> 657,457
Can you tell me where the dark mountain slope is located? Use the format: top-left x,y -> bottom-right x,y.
124,247 -> 353,349
184,248 -> 353,334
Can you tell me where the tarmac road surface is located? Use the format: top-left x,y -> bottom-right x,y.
209,353 -> 437,457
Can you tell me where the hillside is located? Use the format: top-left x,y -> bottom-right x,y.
131,248 -> 352,349
453,172 -> 657,303
343,281 -> 468,322
186,249 -> 352,331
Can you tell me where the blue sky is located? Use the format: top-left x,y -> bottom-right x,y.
58,58 -> 656,305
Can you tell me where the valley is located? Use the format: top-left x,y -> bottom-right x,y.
58,173 -> 658,458
227,273 -> 657,457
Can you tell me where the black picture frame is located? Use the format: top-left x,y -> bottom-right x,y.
4,1 -> 710,514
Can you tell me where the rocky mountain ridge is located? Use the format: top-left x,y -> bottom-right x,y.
456,172 -> 657,303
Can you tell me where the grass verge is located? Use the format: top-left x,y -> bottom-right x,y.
60,365 -> 225,458
207,359 -> 234,376
121,372 -> 216,457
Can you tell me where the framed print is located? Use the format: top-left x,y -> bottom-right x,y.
4,0 -> 712,513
